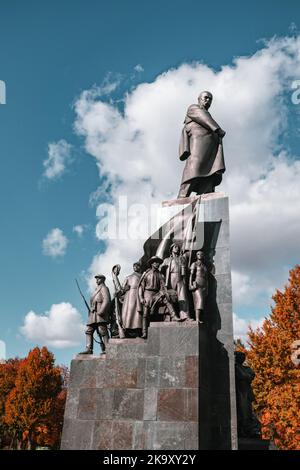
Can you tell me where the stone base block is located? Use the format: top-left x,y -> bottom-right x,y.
61,322 -> 199,450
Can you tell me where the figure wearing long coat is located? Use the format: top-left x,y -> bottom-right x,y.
87,283 -> 111,326
161,254 -> 190,319
178,104 -> 225,196
235,351 -> 261,437
79,278 -> 111,355
121,271 -> 142,329
189,260 -> 208,310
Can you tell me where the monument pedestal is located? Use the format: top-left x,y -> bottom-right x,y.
61,194 -> 237,450
61,323 -> 199,450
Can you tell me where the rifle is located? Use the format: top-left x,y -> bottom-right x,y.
111,265 -> 125,339
75,278 -> 104,347
75,279 -> 90,313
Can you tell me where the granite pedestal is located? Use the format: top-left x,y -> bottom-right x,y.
61,323 -> 199,450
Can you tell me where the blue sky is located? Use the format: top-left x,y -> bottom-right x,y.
1,0 -> 300,364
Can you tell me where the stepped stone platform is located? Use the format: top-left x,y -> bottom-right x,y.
61,322 -> 199,450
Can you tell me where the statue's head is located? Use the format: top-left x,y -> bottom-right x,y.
95,274 -> 105,285
170,243 -> 180,255
198,91 -> 213,110
235,350 -> 246,365
196,250 -> 205,261
133,262 -> 141,273
148,256 -> 163,270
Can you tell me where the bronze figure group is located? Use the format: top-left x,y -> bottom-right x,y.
79,245 -> 210,353
79,91 -> 225,353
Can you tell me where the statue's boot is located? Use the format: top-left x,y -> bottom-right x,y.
118,325 -> 126,339
100,334 -> 109,354
78,333 -> 93,354
196,309 -> 204,324
185,316 -> 195,322
179,311 -> 194,322
141,317 -> 148,339
78,348 -> 93,354
178,301 -> 193,322
166,301 -> 181,322
179,311 -> 187,322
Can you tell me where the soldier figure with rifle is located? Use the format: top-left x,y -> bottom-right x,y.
77,274 -> 111,355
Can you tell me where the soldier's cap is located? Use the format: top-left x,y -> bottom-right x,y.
94,274 -> 106,280
148,255 -> 163,266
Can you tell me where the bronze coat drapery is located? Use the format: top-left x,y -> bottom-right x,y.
121,272 -> 142,329
161,255 -> 190,319
179,104 -> 225,185
87,284 -> 111,325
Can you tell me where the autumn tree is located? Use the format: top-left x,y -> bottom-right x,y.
0,358 -> 23,447
33,365 -> 69,449
234,338 -> 246,352
246,265 -> 300,450
4,347 -> 64,449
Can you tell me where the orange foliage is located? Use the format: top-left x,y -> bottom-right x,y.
0,358 -> 23,444
246,265 -> 300,450
2,347 -> 67,449
0,359 -> 22,417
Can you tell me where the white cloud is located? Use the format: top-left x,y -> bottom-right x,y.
43,228 -> 68,257
134,64 -> 144,73
20,302 -> 85,348
74,35 -> 300,313
73,224 -> 88,237
233,312 -> 265,346
0,340 -> 6,362
43,139 -> 72,180
231,265 -> 290,309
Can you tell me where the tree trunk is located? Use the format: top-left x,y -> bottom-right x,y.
9,430 -> 16,450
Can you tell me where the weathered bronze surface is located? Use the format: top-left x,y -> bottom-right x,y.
235,351 -> 261,438
78,275 -> 110,355
189,251 -> 208,323
138,256 -> 180,338
161,243 -> 191,320
121,262 -> 143,331
178,91 -> 226,197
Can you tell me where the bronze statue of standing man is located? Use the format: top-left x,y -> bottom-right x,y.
161,243 -> 191,321
139,256 -> 180,339
235,351 -> 261,438
121,262 -> 143,334
178,91 -> 226,198
79,274 -> 111,355
189,251 -> 208,323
